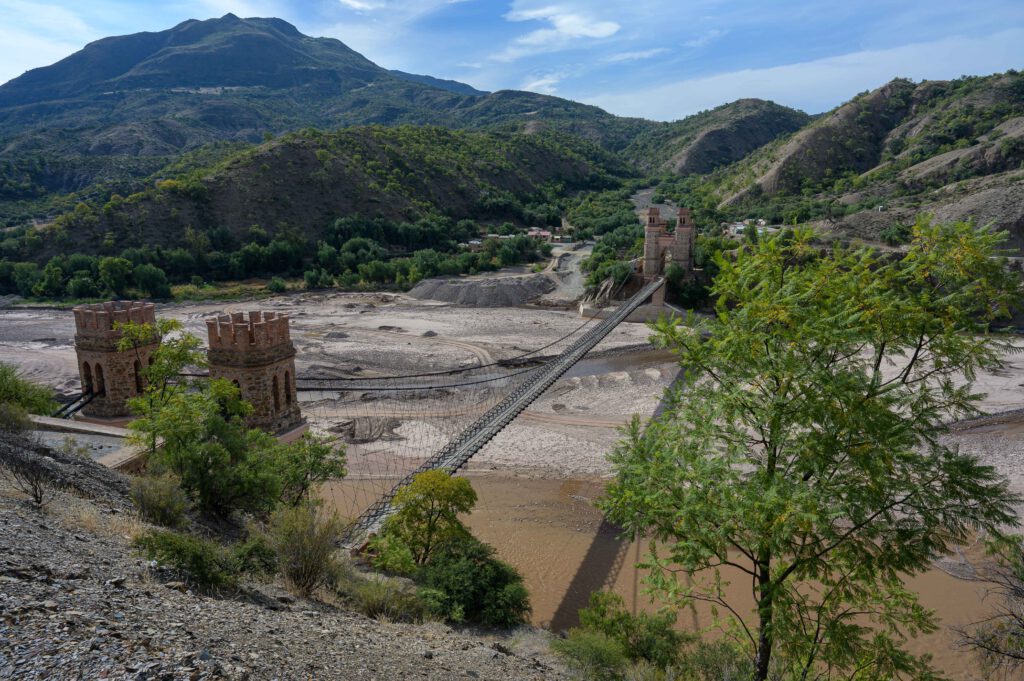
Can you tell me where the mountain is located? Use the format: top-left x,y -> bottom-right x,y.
0,14 -> 807,227
623,98 -> 811,175
672,72 -> 1024,249
0,14 -> 644,203
40,125 -> 628,256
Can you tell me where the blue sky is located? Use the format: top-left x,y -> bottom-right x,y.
1,0 -> 1022,121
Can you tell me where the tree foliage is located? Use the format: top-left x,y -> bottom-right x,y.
119,319 -> 345,518
602,220 -> 1022,680
382,469 -> 477,565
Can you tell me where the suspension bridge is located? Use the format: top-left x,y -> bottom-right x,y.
294,277 -> 667,546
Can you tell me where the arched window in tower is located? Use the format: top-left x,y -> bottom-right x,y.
134,359 -> 143,394
82,362 -> 93,394
272,375 -> 281,413
284,371 -> 292,407
94,363 -> 106,396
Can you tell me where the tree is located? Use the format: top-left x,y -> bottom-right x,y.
959,537 -> 1024,679
133,263 -> 172,298
277,433 -> 347,507
602,221 -> 1022,680
382,469 -> 477,565
119,319 -> 346,518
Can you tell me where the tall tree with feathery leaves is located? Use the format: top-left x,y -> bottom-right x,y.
602,218 -> 1022,680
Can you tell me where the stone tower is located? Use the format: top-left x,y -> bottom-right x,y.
73,301 -> 159,418
642,207 -> 668,281
206,311 -> 303,434
673,207 -> 695,272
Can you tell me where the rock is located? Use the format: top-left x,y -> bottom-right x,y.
41,599 -> 58,610
164,582 -> 187,592
276,594 -> 296,604
105,576 -> 126,588
423,651 -> 434,659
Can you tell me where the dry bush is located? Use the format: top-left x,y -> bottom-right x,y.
130,472 -> 190,528
5,456 -> 58,507
267,502 -> 344,598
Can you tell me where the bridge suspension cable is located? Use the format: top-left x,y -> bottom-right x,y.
343,277 -> 665,546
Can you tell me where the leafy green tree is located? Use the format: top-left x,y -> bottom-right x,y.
415,534 -> 531,627
602,221 -> 1022,680
11,262 -> 40,297
277,433 -> 347,507
133,263 -> 172,298
131,376 -> 284,517
382,469 -> 477,565
32,261 -> 64,298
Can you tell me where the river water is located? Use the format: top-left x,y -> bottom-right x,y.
326,474 -> 991,679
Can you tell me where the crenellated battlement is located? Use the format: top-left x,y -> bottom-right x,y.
206,311 -> 292,351
205,310 -> 302,433
73,301 -> 156,336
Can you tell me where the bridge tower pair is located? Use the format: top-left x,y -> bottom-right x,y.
73,302 -> 302,433
641,206 -> 695,305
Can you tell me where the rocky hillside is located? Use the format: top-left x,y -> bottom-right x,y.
42,125 -> 626,255
0,433 -> 568,680
623,99 -> 811,175
672,71 -> 1024,249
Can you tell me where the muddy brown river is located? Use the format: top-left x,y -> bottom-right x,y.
327,474 -> 991,680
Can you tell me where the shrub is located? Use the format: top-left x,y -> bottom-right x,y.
0,402 -> 31,434
351,576 -> 428,623
6,455 -> 56,507
579,591 -> 688,669
267,502 -> 344,597
880,223 -> 912,246
552,629 -> 628,681
266,277 -> 287,293
676,641 -> 753,681
130,473 -> 190,528
369,533 -> 417,576
134,530 -> 238,589
232,533 -> 278,578
415,535 -> 530,627
0,363 -> 56,415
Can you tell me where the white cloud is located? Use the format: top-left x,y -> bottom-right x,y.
521,72 -> 563,93
604,47 -> 668,63
336,0 -> 385,11
493,5 -> 619,62
585,28 -> 1024,121
684,28 -> 725,49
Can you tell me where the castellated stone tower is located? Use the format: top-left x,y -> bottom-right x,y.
73,301 -> 159,418
674,207 -> 696,271
206,311 -> 303,434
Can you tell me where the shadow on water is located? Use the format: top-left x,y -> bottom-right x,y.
548,367 -> 685,631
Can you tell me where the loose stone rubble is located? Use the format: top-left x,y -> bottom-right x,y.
0,436 -> 568,680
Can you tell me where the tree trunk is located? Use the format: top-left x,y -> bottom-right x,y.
754,556 -> 773,681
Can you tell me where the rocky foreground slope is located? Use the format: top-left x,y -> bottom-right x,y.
0,435 -> 567,680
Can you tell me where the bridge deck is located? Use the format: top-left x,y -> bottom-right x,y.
343,277 -> 666,546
